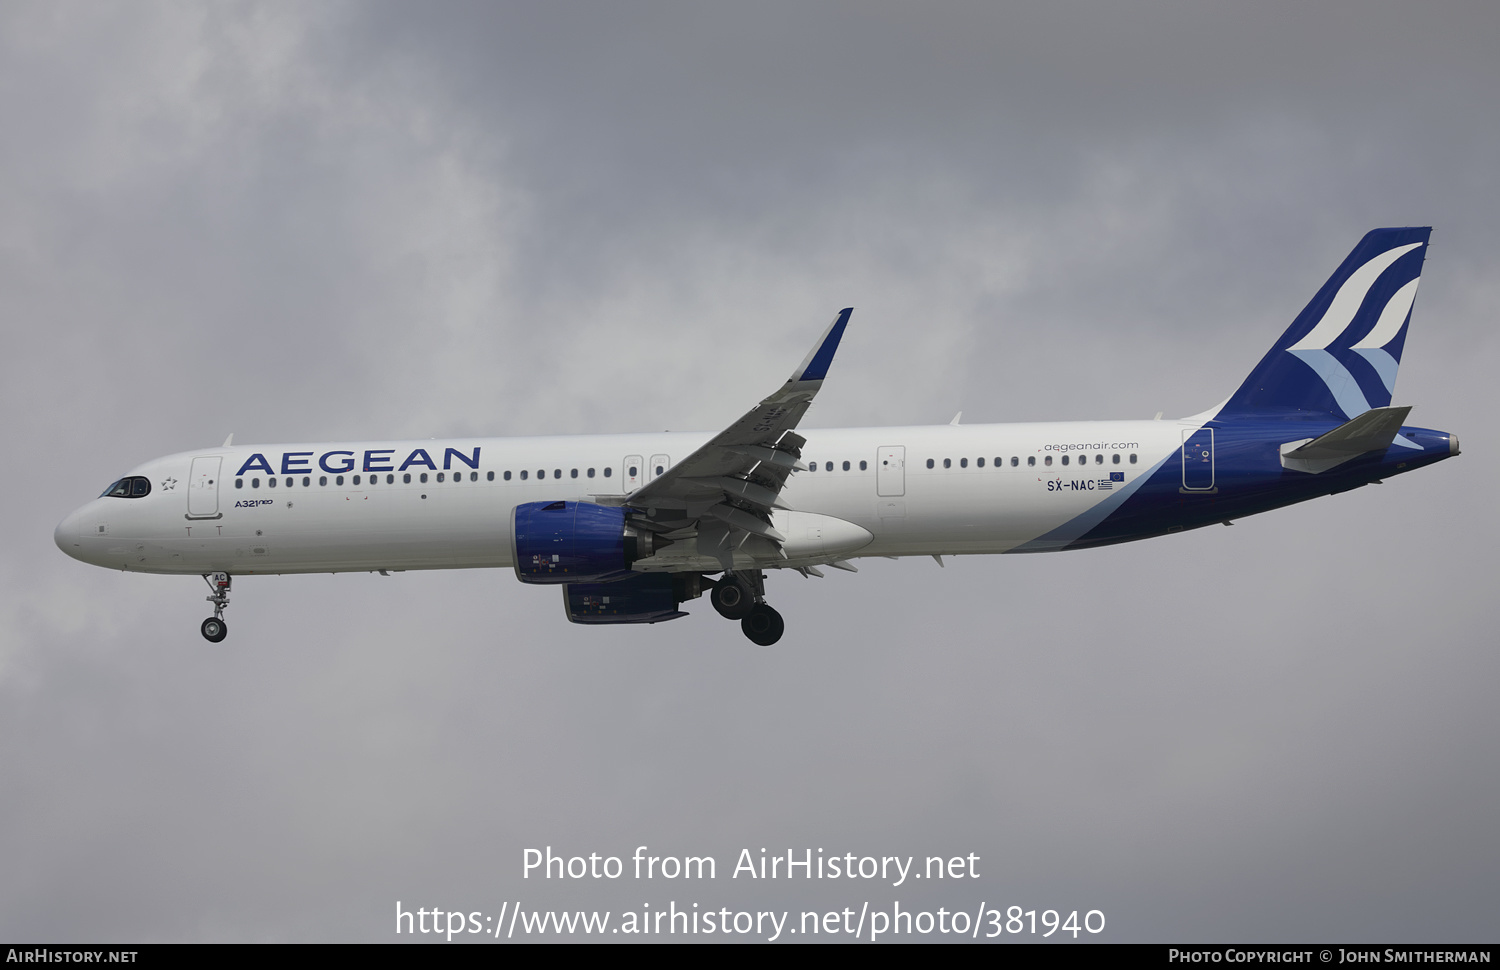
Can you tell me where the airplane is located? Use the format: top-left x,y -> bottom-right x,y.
55,227 -> 1459,646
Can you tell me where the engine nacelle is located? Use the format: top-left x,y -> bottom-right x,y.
563,573 -> 701,625
511,500 -> 670,584
512,500 -> 629,584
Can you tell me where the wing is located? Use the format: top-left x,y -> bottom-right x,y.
593,308 -> 852,571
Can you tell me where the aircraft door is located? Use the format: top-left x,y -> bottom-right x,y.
623,455 -> 643,492
188,456 -> 222,517
648,454 -> 670,482
876,446 -> 906,497
1181,428 -> 1215,491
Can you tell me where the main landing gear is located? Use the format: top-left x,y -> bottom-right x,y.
711,571 -> 784,646
201,572 -> 231,642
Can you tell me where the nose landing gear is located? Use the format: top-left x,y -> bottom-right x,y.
201,573 -> 230,642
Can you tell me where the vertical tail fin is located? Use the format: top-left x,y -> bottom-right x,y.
1219,227 -> 1431,421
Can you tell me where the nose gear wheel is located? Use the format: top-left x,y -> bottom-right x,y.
201,573 -> 231,643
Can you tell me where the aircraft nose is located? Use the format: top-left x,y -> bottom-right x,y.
55,508 -> 84,560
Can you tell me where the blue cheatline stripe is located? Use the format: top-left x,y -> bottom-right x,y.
1008,450 -> 1176,552
797,308 -> 852,382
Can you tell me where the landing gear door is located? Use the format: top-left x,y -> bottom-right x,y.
1181,428 -> 1215,491
188,456 -> 222,517
877,446 -> 906,497
623,455 -> 643,493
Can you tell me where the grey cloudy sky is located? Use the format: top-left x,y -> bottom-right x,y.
2,1 -> 1496,942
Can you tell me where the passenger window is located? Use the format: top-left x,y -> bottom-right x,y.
556,469 -> 564,479
1112,453 -> 1120,464
809,462 -> 817,472
1096,454 -> 1104,465
235,479 -> 243,489
571,469 -> 578,479
436,473 -> 444,483
842,461 -> 850,471
501,471 -> 509,481
960,458 -> 968,468
336,475 -> 345,485
471,472 -> 478,482
387,474 -> 394,484
859,460 -> 867,470
1130,454 -> 1138,464
629,466 -> 638,477
587,468 -> 595,478
1012,457 -> 1019,467
520,470 -> 528,480
1044,456 -> 1052,467
402,473 -> 410,484
419,473 -> 428,483
320,476 -> 328,486
1026,457 -> 1034,467
353,475 -> 361,485
824,462 -> 832,472
943,459 -> 951,469
252,478 -> 261,488
269,477 -> 278,487
657,466 -> 664,476
977,457 -> 985,468
604,467 -> 612,477
926,459 -> 934,469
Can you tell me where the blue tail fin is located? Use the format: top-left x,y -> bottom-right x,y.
1219,227 -> 1431,421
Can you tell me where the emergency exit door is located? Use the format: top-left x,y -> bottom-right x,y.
877,446 -> 906,497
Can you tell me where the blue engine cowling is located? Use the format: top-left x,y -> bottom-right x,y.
512,500 -> 636,584
563,573 -> 697,625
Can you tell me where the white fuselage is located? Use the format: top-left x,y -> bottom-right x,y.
55,420 -> 1184,576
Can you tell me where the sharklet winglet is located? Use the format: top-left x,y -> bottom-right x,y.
788,308 -> 852,384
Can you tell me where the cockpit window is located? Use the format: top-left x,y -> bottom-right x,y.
102,476 -> 151,499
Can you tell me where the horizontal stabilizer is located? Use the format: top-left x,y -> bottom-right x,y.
1280,405 -> 1411,474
